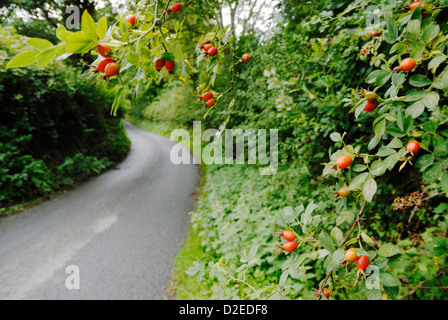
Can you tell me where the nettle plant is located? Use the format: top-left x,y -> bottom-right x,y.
6,0 -> 250,117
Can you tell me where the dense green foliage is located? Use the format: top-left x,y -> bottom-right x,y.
3,0 -> 448,300
0,27 -> 130,210
171,0 -> 448,300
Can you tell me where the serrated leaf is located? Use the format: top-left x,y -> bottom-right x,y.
97,16 -> 108,39
56,25 -> 73,41
6,50 -> 39,69
66,31 -> 97,54
349,172 -> 369,191
406,100 -> 425,118
415,154 -> 434,169
363,177 -> 377,202
361,231 -> 376,246
381,272 -> 400,287
387,254 -> 411,268
378,243 -> 400,257
36,47 -> 57,67
428,55 -> 447,73
423,92 -> 440,111
422,24 -> 440,44
81,10 -> 97,41
409,74 -> 431,87
367,288 -> 381,300
26,38 -> 53,50
319,231 -> 335,253
376,147 -> 396,157
422,163 -> 443,184
330,132 -> 342,142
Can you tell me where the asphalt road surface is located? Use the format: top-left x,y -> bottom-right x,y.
0,122 -> 200,300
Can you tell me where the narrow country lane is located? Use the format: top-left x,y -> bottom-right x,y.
0,122 -> 200,300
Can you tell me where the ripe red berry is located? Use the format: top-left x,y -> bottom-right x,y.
165,60 -> 175,72
125,14 -> 136,27
364,99 -> 378,112
336,155 -> 352,170
400,57 -> 416,72
96,58 -> 115,73
242,53 -> 251,62
410,1 -> 423,11
283,241 -> 298,252
104,62 -> 119,77
323,288 -> 330,298
208,47 -> 218,57
97,43 -> 112,58
171,3 -> 182,13
203,44 -> 213,52
206,98 -> 215,107
155,59 -> 165,71
282,230 -> 296,242
201,92 -> 213,101
371,31 -> 378,36
406,140 -> 420,153
356,255 -> 369,271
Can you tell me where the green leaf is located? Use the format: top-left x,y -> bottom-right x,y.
422,24 -> 440,44
406,100 -> 425,118
26,38 -> 53,50
422,163 -> 443,184
6,50 -> 39,69
428,55 -> 447,73
422,92 -> 440,111
361,231 -> 375,246
381,272 -> 400,287
415,154 -> 434,169
56,25 -> 73,41
421,121 -> 437,134
330,227 -> 343,246
97,16 -> 108,40
406,19 -> 421,41
409,74 -> 431,87
349,172 -> 369,191
367,288 -> 381,300
376,147 -> 396,157
319,231 -> 335,253
384,153 -> 400,170
387,254 -> 411,268
352,164 -> 368,172
374,118 -> 386,140
370,160 -> 387,176
387,138 -> 403,149
81,10 -> 98,42
441,171 -> 448,192
378,243 -> 400,257
434,143 -> 448,156
65,31 -> 97,54
384,285 -> 399,300
330,132 -> 342,142
384,14 -> 398,44
36,47 -> 57,67
404,89 -> 427,102
363,177 -> 377,202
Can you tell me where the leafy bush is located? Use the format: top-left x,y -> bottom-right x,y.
175,0 -> 448,300
0,27 -> 130,208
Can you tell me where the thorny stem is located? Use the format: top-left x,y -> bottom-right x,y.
342,200 -> 367,245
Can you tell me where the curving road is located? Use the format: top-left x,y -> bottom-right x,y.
0,122 -> 200,300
